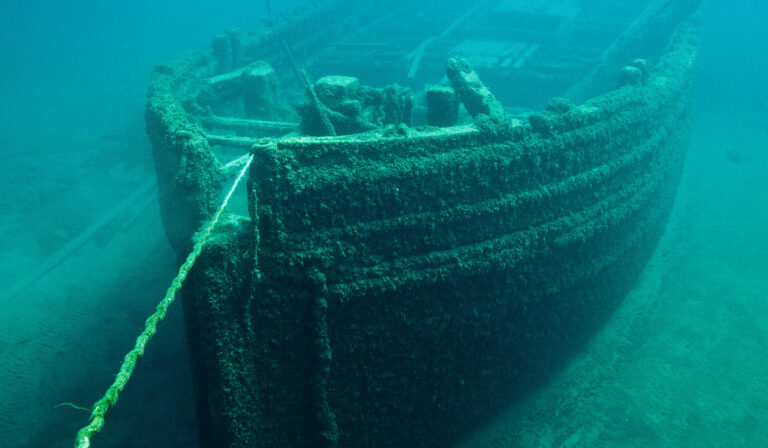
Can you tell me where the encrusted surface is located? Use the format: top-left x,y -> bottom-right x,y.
147,10 -> 699,448
146,53 -> 226,255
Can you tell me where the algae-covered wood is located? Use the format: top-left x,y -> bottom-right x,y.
176,22 -> 699,448
143,0 -> 701,446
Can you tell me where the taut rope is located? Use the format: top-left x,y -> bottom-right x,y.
73,154 -> 254,448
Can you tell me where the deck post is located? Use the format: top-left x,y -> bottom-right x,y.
445,57 -> 505,119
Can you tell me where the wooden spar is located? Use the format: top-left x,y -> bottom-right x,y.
274,28 -> 336,136
5,178 -> 157,299
207,70 -> 243,87
206,134 -> 263,148
512,44 -> 539,69
301,69 -> 337,136
199,115 -> 298,135
406,38 -> 437,80
563,0 -> 676,100
405,1 -> 489,80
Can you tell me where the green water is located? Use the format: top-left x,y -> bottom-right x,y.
0,1 -> 766,447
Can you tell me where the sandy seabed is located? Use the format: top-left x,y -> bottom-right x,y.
0,120 -> 199,448
0,102 -> 765,448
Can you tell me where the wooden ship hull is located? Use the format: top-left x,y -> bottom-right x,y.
145,1 -> 701,446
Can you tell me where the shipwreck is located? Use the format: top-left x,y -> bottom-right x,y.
138,0 -> 702,446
